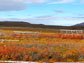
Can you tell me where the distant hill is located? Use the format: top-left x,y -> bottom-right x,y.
74,22 -> 84,26
0,21 -> 84,30
0,21 -> 68,29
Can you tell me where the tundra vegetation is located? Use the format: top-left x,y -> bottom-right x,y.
0,28 -> 84,62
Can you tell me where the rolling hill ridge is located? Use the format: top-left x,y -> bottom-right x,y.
0,21 -> 84,30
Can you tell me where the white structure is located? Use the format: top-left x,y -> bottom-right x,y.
60,29 -> 83,35
13,31 -> 39,34
13,31 -> 39,38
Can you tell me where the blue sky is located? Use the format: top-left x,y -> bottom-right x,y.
0,0 -> 84,26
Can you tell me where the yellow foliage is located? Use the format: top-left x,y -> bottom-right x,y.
38,61 -> 43,63
67,59 -> 73,62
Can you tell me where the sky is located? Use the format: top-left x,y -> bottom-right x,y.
0,0 -> 84,26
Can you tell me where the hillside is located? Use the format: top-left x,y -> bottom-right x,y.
74,22 -> 84,26
0,21 -> 84,30
0,21 -> 68,29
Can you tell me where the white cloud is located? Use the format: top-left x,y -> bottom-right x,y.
0,0 -> 50,11
27,0 -> 49,4
0,0 -> 28,11
49,0 -> 75,4
0,0 -> 83,11
55,10 -> 64,13
0,16 -> 84,26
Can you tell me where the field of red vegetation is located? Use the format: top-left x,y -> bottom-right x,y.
0,28 -> 84,62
